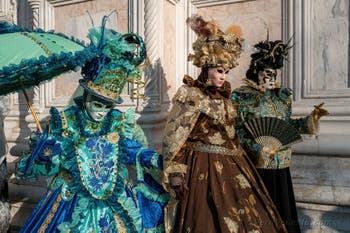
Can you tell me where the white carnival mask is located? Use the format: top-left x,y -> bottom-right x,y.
84,93 -> 114,122
207,67 -> 230,87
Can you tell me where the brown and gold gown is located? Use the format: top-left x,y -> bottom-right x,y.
162,77 -> 286,233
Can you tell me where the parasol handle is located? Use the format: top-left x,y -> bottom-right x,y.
19,80 -> 43,134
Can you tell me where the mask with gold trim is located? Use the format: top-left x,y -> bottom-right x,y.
246,39 -> 292,90
258,68 -> 280,90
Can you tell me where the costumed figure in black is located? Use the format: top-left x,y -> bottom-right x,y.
231,39 -> 329,233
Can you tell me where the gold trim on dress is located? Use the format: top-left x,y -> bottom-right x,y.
186,141 -> 238,156
38,194 -> 62,233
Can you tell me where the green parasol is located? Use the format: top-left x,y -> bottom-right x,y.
0,22 -> 96,133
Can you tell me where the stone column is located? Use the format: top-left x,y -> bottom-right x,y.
143,0 -> 162,111
27,0 -> 42,117
0,1 -> 16,231
130,0 -> 169,151
0,97 -> 10,233
27,0 -> 41,29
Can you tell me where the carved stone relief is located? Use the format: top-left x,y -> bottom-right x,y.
0,0 -> 16,22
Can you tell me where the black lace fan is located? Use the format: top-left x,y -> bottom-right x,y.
244,117 -> 302,149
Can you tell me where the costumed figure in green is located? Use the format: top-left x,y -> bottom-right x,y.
231,39 -> 329,233
16,17 -> 169,233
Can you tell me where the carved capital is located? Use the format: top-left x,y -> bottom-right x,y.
166,0 -> 181,5
27,0 -> 41,28
27,0 -> 41,9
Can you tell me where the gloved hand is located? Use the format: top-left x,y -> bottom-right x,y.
261,146 -> 277,158
312,102 -> 329,124
169,172 -> 187,200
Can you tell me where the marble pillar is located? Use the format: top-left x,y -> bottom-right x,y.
0,97 -> 10,233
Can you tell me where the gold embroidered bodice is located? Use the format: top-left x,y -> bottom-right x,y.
188,110 -> 236,150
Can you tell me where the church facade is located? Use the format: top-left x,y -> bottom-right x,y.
0,0 -> 349,232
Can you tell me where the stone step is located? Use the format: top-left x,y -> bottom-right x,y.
10,201 -> 37,233
8,181 -> 46,204
8,173 -> 48,190
8,182 -> 46,232
296,202 -> 350,232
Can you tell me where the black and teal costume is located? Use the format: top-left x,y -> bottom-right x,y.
232,83 -> 317,233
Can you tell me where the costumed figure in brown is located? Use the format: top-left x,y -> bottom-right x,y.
162,15 -> 287,233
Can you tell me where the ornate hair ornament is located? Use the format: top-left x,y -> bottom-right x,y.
187,15 -> 244,69
250,38 -> 293,72
80,15 -> 147,104
245,31 -> 294,89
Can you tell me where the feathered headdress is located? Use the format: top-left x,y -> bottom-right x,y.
80,15 -> 147,104
187,15 -> 244,69
246,38 -> 293,83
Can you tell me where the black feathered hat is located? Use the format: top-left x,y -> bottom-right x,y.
246,39 -> 292,83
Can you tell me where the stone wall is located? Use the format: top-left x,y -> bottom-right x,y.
287,0 -> 350,231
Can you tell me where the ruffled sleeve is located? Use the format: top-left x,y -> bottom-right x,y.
123,138 -> 162,169
17,107 -> 63,179
279,89 -> 319,135
162,85 -> 204,189
289,115 -> 319,135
